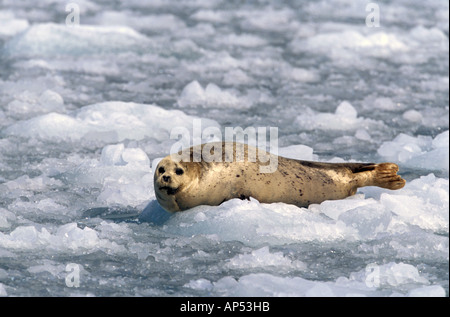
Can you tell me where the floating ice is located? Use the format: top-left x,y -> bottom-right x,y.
403,110 -> 423,123
281,67 -> 320,83
0,283 -> 6,296
295,101 -> 383,131
65,143 -> 154,207
186,260 -> 445,297
2,23 -> 150,58
237,8 -> 300,33
379,174 -> 449,232
93,11 -> 186,33
162,198 -> 358,245
177,80 -> 249,109
408,285 -> 447,297
377,130 -> 449,173
0,208 -> 15,229
6,89 -> 65,119
362,96 -> 404,112
0,10 -> 29,38
4,101 -> 219,143
27,259 -> 67,278
349,262 -> 429,288
277,144 -> 317,161
224,246 -> 306,271
217,33 -> 267,48
190,9 -> 230,23
291,26 -> 448,66
0,223 -> 125,253
4,174 -> 63,193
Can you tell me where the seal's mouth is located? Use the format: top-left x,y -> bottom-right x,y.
159,186 -> 179,195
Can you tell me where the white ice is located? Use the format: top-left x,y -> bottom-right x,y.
5,101 -> 219,143
378,130 -> 449,173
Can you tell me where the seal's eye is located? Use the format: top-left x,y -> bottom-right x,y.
158,167 -> 165,174
175,168 -> 184,175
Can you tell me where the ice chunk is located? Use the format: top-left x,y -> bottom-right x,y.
100,144 -> 127,166
380,174 -> 449,232
225,246 -> 306,271
292,25 -> 448,67
39,89 -> 64,106
8,198 -> 69,220
162,198 -> 359,245
218,33 -> 267,48
0,226 -> 42,249
238,8 -> 300,33
372,97 -> 400,111
281,67 -> 320,83
295,101 -> 383,131
190,9 -> 230,23
4,112 -> 85,141
432,130 -> 449,149
222,69 -> 254,86
292,30 -> 407,66
184,278 -> 214,291
0,10 -> 29,38
64,143 -> 153,207
97,173 -> 153,207
7,89 -> 65,119
0,208 -> 16,229
355,129 -> 371,141
337,203 -> 392,239
3,23 -> 150,58
178,81 -> 205,107
335,101 -> 357,118
93,11 -> 186,33
27,260 -> 66,277
0,223 -> 125,253
408,285 -> 446,297
316,198 -> 375,221
121,148 -> 150,166
3,175 -> 63,193
277,144 -> 317,161
211,272 -> 372,297
177,81 -> 247,109
4,101 -> 220,143
350,262 -> 429,288
378,131 -> 449,173
99,143 -> 151,168
55,223 -> 101,250
212,273 -> 312,296
0,283 -> 6,296
402,110 -> 423,123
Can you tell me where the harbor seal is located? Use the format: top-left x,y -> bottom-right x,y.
154,142 -> 406,212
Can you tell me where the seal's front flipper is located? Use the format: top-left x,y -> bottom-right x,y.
370,163 -> 406,190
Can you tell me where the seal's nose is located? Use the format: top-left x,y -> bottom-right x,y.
163,175 -> 171,182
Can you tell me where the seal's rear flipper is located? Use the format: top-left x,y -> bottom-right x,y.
371,163 -> 406,190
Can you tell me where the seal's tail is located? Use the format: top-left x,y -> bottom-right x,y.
368,163 -> 406,190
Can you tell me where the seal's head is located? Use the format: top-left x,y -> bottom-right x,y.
153,155 -> 200,212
